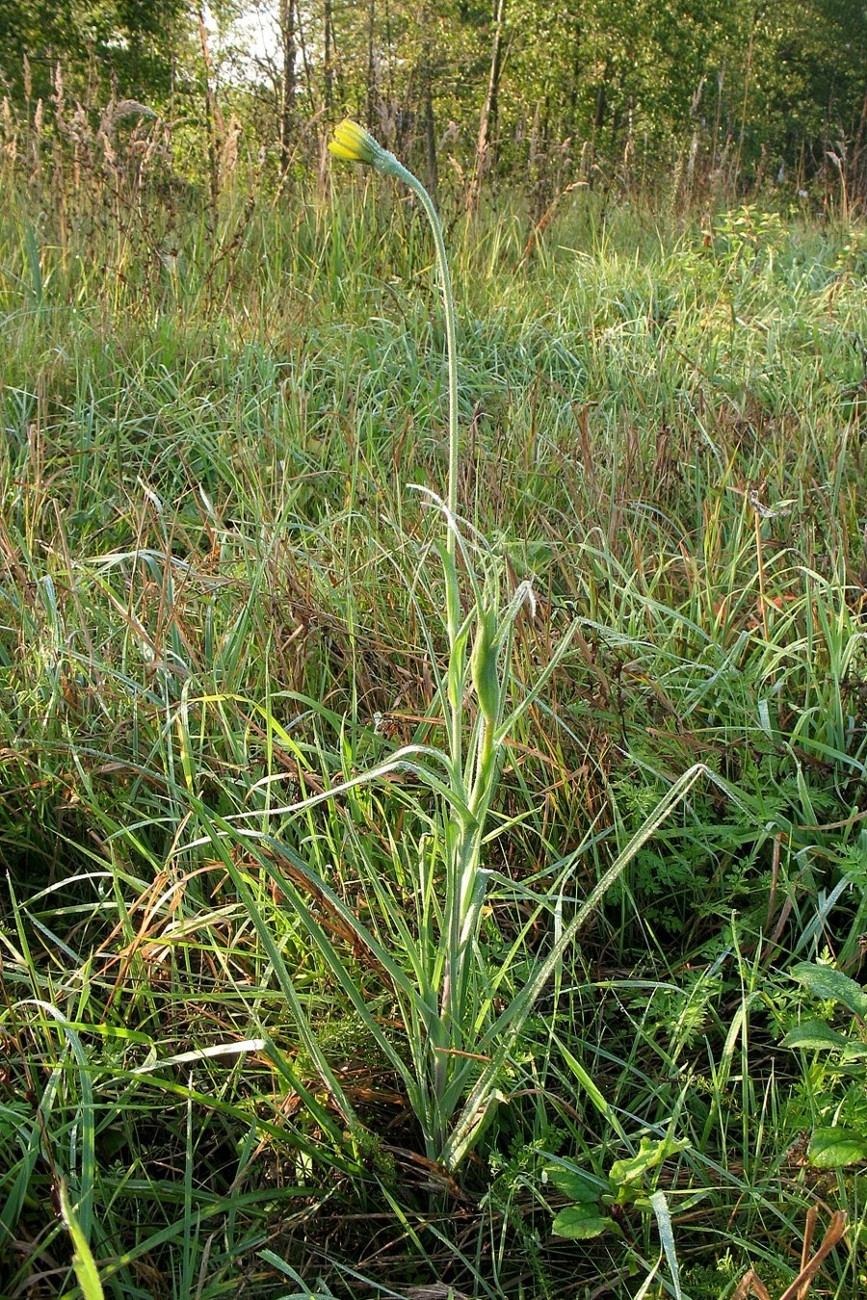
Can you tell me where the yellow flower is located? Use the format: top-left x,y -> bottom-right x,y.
328,119 -> 395,174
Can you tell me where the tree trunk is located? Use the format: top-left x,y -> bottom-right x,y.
366,0 -> 376,128
423,50 -> 438,199
567,18 -> 582,141
196,5 -> 219,210
279,0 -> 296,174
468,0 -> 506,212
323,0 -> 334,111
589,59 -> 610,179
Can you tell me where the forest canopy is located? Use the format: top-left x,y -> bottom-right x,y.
1,0 -> 866,204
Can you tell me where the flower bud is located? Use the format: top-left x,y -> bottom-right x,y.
328,119 -> 399,177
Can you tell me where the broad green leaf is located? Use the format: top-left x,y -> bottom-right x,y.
791,962 -> 867,1017
609,1136 -> 690,1189
552,1203 -> 616,1240
783,1019 -> 849,1051
546,1165 -> 608,1203
808,1127 -> 867,1168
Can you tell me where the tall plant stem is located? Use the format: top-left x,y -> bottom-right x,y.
394,166 -> 460,559
328,123 -> 464,763
386,165 -> 471,1095
389,160 -> 463,772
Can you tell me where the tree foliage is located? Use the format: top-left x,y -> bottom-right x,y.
0,0 -> 189,102
2,0 -> 866,199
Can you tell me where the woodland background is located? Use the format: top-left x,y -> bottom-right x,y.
2,0 -> 867,209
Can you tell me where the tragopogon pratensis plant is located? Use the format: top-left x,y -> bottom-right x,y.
327,120 -> 568,1157
211,123 -> 714,1173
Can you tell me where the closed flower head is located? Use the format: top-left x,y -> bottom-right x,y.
328,119 -> 398,176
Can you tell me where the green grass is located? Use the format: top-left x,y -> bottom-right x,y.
2,172 -> 867,1297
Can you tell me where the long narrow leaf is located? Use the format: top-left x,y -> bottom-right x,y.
443,763 -> 726,1167
59,1181 -> 104,1300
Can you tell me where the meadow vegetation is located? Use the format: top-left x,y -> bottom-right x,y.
2,138 -> 867,1298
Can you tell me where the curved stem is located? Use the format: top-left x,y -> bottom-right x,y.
388,159 -> 463,778
391,163 -> 459,563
